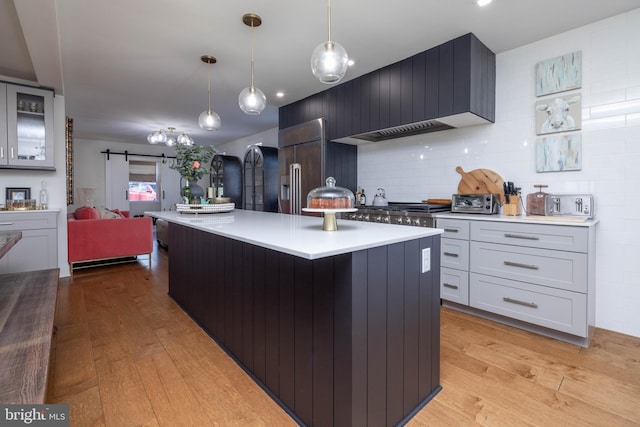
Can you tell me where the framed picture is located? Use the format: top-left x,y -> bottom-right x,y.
535,94 -> 581,135
6,187 -> 31,200
535,51 -> 582,97
536,133 -> 582,172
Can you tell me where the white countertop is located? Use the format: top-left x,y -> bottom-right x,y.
146,210 -> 442,260
434,212 -> 599,227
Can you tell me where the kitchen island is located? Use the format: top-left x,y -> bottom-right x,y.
146,210 -> 442,426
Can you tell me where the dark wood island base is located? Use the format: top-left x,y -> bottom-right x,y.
168,223 -> 441,426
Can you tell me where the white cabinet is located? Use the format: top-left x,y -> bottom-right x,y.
436,215 -> 597,347
0,211 -> 58,274
437,218 -> 470,305
1,83 -> 55,170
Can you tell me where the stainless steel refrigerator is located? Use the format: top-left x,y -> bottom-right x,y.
278,118 -> 357,214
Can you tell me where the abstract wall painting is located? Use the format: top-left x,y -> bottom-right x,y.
535,133 -> 582,173
535,51 -> 582,97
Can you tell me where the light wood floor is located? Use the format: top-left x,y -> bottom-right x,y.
51,240 -> 640,426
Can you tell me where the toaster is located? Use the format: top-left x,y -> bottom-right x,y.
544,194 -> 594,218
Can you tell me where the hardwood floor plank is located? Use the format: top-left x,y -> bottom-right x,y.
52,321 -> 98,400
53,385 -> 106,427
135,352 -> 214,426
94,356 -> 158,426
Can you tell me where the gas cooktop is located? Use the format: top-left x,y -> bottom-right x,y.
359,202 -> 451,213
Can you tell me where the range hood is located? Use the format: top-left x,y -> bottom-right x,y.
336,112 -> 492,144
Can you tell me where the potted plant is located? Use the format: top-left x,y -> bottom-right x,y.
169,144 -> 216,203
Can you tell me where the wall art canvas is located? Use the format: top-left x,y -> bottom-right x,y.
535,94 -> 581,135
536,133 -> 581,172
536,51 -> 582,96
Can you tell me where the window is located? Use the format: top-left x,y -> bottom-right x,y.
128,160 -> 158,202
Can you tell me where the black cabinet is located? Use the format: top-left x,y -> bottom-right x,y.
209,154 -> 242,207
243,145 -> 279,212
279,33 -> 495,140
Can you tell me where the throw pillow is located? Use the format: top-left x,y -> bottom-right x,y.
108,208 -> 125,218
97,206 -> 121,219
74,206 -> 100,220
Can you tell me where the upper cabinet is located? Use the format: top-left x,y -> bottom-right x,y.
279,33 -> 496,142
1,83 -> 55,170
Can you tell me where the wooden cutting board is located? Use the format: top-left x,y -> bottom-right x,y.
455,166 -> 506,204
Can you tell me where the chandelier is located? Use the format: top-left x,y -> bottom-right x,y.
147,127 -> 194,147
310,0 -> 349,84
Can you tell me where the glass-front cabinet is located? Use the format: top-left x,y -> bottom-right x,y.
1,83 -> 55,170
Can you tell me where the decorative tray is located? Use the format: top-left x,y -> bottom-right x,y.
177,203 -> 235,214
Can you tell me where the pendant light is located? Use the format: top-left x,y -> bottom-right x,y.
198,55 -> 222,130
239,13 -> 267,115
310,0 -> 349,84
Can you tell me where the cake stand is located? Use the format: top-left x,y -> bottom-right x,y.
301,208 -> 357,231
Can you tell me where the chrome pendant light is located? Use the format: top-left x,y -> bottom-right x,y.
310,0 -> 348,84
239,13 -> 267,115
198,55 -> 222,130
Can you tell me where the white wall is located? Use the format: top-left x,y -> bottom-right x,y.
70,139 -> 179,210
357,9 -> 640,337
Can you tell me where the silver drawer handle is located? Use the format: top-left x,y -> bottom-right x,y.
504,233 -> 539,240
504,260 -> 539,270
0,222 -> 14,226
503,297 -> 538,309
443,283 -> 459,290
443,228 -> 459,233
443,252 -> 459,257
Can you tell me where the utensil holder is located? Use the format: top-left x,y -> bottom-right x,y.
503,195 -> 521,216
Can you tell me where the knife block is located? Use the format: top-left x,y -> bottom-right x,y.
503,194 -> 522,216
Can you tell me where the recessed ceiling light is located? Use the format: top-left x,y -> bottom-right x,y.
276,91 -> 285,98
348,59 -> 355,67
476,0 -> 492,6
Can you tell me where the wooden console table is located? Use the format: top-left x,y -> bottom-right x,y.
0,268 -> 60,403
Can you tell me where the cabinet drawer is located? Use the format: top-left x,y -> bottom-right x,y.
470,241 -> 587,293
441,238 -> 469,270
470,273 -> 587,337
470,221 -> 588,252
441,267 -> 469,305
436,218 -> 470,240
0,212 -> 57,231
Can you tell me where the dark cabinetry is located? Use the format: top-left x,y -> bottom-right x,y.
279,33 -> 495,140
168,223 -> 441,426
209,154 -> 242,207
243,145 -> 278,212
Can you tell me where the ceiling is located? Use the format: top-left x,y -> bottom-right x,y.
1,1 -> 638,147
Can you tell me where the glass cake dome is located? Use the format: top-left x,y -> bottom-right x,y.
307,177 -> 355,209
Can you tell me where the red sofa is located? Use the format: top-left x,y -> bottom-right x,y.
67,207 -> 153,273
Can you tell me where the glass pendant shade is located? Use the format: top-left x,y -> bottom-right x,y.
239,86 -> 266,115
311,40 -> 349,84
198,55 -> 221,130
147,131 -> 161,144
198,109 -> 222,131
177,133 -> 194,146
165,133 -> 177,147
239,14 -> 266,115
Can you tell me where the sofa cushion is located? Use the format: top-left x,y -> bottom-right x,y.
74,206 -> 100,220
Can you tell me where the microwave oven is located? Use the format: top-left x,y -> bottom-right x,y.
451,194 -> 499,214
